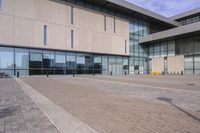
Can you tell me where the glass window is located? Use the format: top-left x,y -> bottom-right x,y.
194,33 -> 200,53
176,39 -> 185,55
43,50 -> 54,68
185,37 -> 193,54
194,56 -> 200,69
0,47 -> 14,69
154,44 -> 160,53
71,30 -> 74,48
109,56 -> 115,63
66,52 -> 76,70
104,15 -> 106,32
15,48 -> 29,69
133,19 -> 139,35
55,52 -> 66,68
185,56 -> 193,70
102,56 -> 108,75
94,56 -> 102,74
168,40 -> 175,51
29,50 -> 42,75
44,25 -> 47,46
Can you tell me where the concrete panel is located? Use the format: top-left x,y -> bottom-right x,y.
14,0 -> 34,19
78,29 -> 91,51
93,13 -> 103,32
34,21 -> 52,48
106,16 -> 113,34
51,1 -> 66,25
78,9 -> 91,30
65,5 -> 71,26
0,0 -> 13,15
51,24 -> 66,50
91,32 -> 103,53
168,55 -> 184,74
34,0 -> 51,22
14,17 -> 34,47
152,57 -> 164,73
0,15 -> 14,44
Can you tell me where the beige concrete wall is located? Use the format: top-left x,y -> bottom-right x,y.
0,0 -> 129,56
152,57 -> 164,73
0,15 -> 14,44
168,55 -> 184,74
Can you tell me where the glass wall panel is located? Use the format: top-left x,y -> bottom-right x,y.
66,52 -> 76,74
15,48 -> 29,76
194,33 -> 200,53
176,39 -> 185,55
29,50 -> 42,75
102,56 -> 108,75
43,50 -> 55,75
94,56 -> 102,74
0,70 -> 14,76
185,37 -> 193,54
185,57 -> 193,69
109,56 -> 116,75
194,56 -> 200,69
55,52 -> 66,75
0,47 -> 14,69
76,54 -> 93,74
167,40 -> 175,56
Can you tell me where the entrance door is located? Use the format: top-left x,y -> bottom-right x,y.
129,66 -> 134,75
109,64 -> 115,75
139,66 -> 144,74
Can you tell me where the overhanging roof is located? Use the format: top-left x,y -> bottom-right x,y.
60,0 -> 181,28
139,21 -> 200,44
170,7 -> 200,20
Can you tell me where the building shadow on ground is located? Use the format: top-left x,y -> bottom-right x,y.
157,97 -> 200,123
0,106 -> 19,119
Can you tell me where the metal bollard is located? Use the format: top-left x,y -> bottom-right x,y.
73,72 -> 75,77
17,71 -> 19,78
46,71 -> 49,77
110,71 -> 112,76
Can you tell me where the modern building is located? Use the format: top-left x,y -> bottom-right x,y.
0,0 -> 199,76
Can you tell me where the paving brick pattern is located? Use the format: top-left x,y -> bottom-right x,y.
23,76 -> 200,133
0,78 -> 59,133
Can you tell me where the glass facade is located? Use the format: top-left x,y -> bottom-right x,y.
0,46 -> 128,76
149,40 -> 175,58
179,15 -> 200,25
129,18 -> 150,74
148,32 -> 200,75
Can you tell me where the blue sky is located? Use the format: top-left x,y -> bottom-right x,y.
126,0 -> 200,17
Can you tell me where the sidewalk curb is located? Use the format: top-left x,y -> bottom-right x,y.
14,77 -> 99,133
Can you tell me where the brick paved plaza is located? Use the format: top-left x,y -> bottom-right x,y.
0,78 -> 59,133
0,75 -> 200,133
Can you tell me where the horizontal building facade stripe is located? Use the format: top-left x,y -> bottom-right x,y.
170,7 -> 200,20
139,21 -> 200,44
59,0 -> 181,28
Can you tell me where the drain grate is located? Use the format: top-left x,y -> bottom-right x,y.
187,83 -> 195,86
157,97 -> 172,102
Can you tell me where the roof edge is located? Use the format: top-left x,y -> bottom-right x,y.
170,7 -> 200,20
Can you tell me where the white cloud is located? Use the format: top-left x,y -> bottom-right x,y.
126,0 -> 200,17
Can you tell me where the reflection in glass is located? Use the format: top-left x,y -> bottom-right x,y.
15,48 -> 29,69
0,47 -> 14,69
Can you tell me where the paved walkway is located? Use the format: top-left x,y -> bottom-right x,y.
0,78 -> 59,133
22,76 -> 200,133
15,78 -> 98,133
